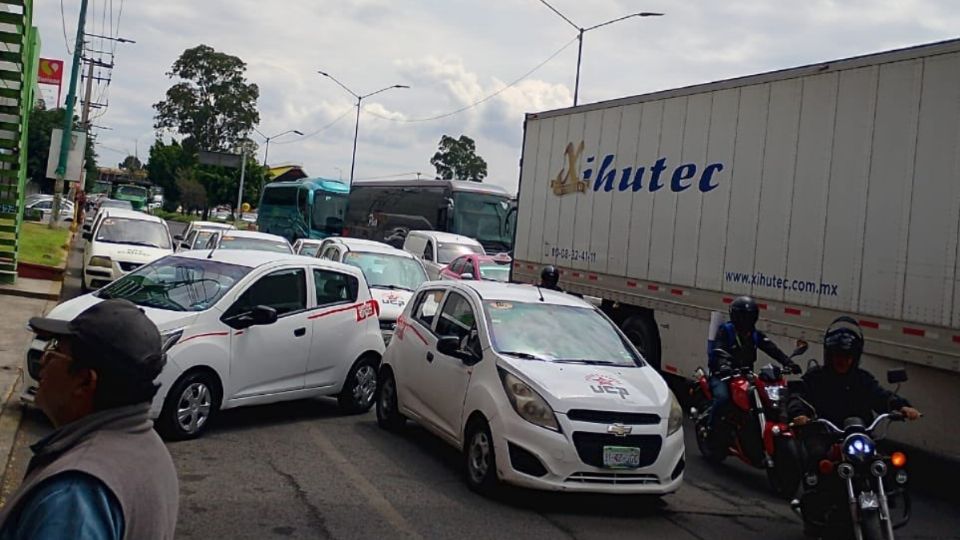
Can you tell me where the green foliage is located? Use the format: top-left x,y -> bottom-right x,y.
147,139 -> 194,211
153,44 -> 260,151
119,155 -> 143,171
430,134 -> 488,182
26,106 -> 98,192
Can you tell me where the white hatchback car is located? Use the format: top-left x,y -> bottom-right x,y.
82,209 -> 174,291
293,238 -> 325,257
377,281 -> 684,495
205,230 -> 293,254
23,250 -> 386,440
175,221 -> 236,252
401,231 -> 485,280
317,237 -> 428,344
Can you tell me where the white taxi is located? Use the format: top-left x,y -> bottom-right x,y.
377,281 -> 684,495
23,250 -> 386,440
82,209 -> 174,291
317,237 -> 428,345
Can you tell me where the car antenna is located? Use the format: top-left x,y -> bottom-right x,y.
536,284 -> 544,302
206,236 -> 219,260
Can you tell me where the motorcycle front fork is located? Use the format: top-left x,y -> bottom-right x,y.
846,476 -> 896,540
753,389 -> 775,468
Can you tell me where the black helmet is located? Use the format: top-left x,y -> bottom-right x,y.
823,316 -> 864,370
540,265 -> 560,288
729,296 -> 759,333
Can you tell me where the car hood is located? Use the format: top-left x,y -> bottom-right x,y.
40,294 -> 200,333
499,357 -> 669,413
92,243 -> 172,263
369,288 -> 414,322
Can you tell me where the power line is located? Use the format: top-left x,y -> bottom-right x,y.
362,36 -> 578,124
272,107 -> 355,144
353,171 -> 424,181
60,0 -> 73,54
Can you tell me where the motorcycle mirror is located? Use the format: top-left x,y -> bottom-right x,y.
806,358 -> 820,370
886,368 -> 908,385
792,339 -> 809,356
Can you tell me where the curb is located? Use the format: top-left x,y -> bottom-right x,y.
0,285 -> 60,302
0,367 -> 23,507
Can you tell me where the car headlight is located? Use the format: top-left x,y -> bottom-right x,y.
498,369 -> 560,432
160,329 -> 184,354
843,434 -> 876,463
89,256 -> 112,268
668,393 -> 683,436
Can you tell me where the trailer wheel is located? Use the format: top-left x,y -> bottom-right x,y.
621,314 -> 661,371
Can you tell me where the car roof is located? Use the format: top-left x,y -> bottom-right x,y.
330,237 -> 414,256
98,209 -> 163,222
190,221 -> 235,230
444,280 -> 590,308
296,239 -> 325,245
218,230 -> 288,242
407,230 -> 481,245
175,250 -> 366,278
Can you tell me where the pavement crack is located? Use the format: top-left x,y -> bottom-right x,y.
268,459 -> 333,539
665,514 -> 708,540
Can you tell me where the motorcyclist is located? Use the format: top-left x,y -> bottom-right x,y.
788,316 -> 921,428
707,296 -> 799,437
539,265 -> 563,291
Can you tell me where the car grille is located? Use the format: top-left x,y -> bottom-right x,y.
118,261 -> 142,272
571,432 -> 662,469
565,472 -> 660,485
27,346 -> 44,380
566,409 -> 661,425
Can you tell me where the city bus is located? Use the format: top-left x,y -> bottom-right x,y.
257,177 -> 349,242
343,179 -> 516,253
112,184 -> 149,211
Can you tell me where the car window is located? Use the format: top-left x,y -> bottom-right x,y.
95,218 -> 172,249
183,230 -> 196,246
320,246 -> 339,261
437,242 -> 483,264
227,268 -> 307,317
436,293 -> 476,340
299,244 -> 321,257
423,240 -> 434,262
412,289 -> 445,330
314,269 -> 359,307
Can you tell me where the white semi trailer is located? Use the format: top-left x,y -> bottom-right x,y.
512,39 -> 960,460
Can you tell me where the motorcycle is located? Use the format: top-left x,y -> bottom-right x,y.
791,369 -> 913,540
689,340 -> 808,497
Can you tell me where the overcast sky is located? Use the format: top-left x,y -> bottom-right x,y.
34,0 -> 960,195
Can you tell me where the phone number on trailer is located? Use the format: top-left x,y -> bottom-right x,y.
549,247 -> 598,263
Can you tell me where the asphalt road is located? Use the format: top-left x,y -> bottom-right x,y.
9,221 -> 954,539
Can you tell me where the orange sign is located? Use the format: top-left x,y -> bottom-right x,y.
38,58 -> 64,85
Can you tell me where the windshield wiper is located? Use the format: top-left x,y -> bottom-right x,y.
499,351 -> 547,361
372,284 -> 413,291
122,241 -> 164,248
554,359 -> 619,365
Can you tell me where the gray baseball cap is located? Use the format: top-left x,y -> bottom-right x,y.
29,299 -> 165,381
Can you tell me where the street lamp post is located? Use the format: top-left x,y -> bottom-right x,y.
317,70 -> 409,186
255,128 -> 304,167
538,1 -> 663,106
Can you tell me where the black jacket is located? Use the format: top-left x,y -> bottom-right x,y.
788,366 -> 910,426
709,322 -> 791,372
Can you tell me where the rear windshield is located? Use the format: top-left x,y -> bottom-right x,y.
96,218 -> 171,249
220,236 -> 293,254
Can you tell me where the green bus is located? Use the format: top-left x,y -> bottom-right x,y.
257,177 -> 350,242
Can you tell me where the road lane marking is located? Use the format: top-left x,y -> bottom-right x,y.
308,425 -> 423,539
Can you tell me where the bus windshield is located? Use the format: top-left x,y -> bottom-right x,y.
312,191 -> 348,235
451,191 -> 513,253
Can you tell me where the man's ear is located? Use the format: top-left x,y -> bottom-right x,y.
74,367 -> 99,400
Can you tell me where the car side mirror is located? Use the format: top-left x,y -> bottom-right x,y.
82,231 -> 92,241
173,234 -> 183,241
437,335 -> 477,363
460,272 -> 475,280
224,305 -> 278,330
887,368 -> 908,385
792,339 -> 809,357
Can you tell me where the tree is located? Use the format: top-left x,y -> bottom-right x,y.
26,106 -> 98,193
153,45 -> 260,152
146,140 -> 194,211
175,169 -> 207,214
430,134 -> 488,182
119,155 -> 143,171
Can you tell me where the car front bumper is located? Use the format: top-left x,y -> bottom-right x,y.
488,408 -> 685,494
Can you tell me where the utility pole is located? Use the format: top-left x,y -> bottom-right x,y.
236,150 -> 246,221
68,59 -> 96,231
51,0 -> 90,229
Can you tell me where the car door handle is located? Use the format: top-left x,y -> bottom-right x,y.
294,327 -> 306,337
426,352 -> 434,362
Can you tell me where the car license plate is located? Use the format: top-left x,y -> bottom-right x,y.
603,446 -> 641,469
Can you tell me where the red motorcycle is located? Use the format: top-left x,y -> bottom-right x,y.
689,340 -> 808,497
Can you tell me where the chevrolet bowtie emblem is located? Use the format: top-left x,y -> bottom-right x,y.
607,423 -> 632,437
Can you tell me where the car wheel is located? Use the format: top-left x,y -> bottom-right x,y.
621,314 -> 661,371
376,368 -> 406,431
338,356 -> 379,414
463,418 -> 499,495
157,371 -> 219,441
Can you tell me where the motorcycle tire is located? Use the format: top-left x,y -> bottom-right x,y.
767,439 -> 803,500
859,509 -> 886,540
695,414 -> 726,464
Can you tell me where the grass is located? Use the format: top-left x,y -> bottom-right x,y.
19,222 -> 70,267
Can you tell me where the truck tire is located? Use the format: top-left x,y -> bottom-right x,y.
621,314 -> 661,371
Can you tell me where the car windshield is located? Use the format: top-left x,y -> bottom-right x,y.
220,236 -> 292,253
95,218 -> 172,249
116,185 -> 148,198
343,251 -> 427,291
298,243 -> 322,257
478,263 -> 510,282
97,256 -> 252,312
437,242 -> 483,264
484,301 -> 642,366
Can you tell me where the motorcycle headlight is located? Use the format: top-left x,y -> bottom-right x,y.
668,393 -> 683,436
843,434 -> 876,462
765,385 -> 785,402
89,256 -> 113,268
498,369 -> 559,432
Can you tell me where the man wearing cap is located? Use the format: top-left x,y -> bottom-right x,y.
0,299 -> 178,539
